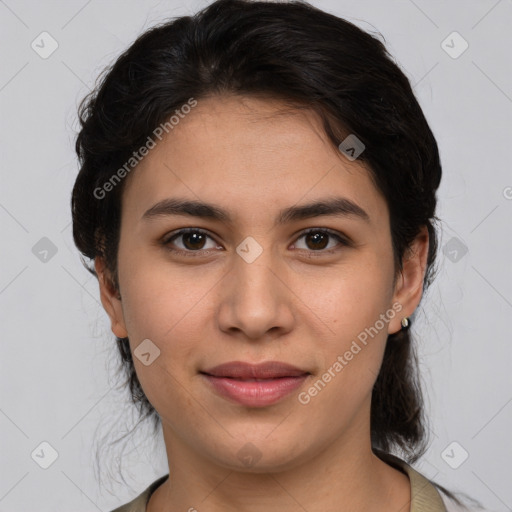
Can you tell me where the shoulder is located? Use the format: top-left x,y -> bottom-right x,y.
376,451 -> 448,511
377,451 -> 483,512
109,474 -> 170,512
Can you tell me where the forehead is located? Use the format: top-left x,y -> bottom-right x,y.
121,94 -> 387,226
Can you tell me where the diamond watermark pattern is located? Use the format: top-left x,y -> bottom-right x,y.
338,134 -> 365,161
441,31 -> 469,59
134,338 -> 161,366
441,441 -> 469,469
31,441 -> 59,469
236,442 -> 263,468
31,31 -> 59,59
442,237 -> 468,263
236,236 -> 263,263
32,237 -> 58,263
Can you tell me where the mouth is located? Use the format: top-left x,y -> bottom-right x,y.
199,361 -> 311,407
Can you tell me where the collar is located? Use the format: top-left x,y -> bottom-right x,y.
376,452 -> 448,512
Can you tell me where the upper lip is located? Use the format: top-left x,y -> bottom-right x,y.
201,361 -> 310,379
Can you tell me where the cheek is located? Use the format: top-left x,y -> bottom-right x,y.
293,257 -> 394,340
294,260 -> 394,400
118,264 -> 207,413
117,246 -> 212,339
116,251 -> 218,391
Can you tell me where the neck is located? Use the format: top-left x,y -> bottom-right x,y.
148,416 -> 411,512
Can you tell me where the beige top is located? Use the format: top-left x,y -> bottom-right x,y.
110,454 -> 450,512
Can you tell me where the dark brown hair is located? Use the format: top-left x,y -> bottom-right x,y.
71,0 -> 468,504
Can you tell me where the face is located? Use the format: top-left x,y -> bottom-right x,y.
97,94 -> 427,473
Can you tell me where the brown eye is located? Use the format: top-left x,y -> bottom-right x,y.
293,228 -> 349,253
180,231 -> 208,250
163,228 -> 220,255
304,231 -> 329,250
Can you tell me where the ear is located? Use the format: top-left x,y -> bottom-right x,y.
95,257 -> 128,338
388,225 -> 430,335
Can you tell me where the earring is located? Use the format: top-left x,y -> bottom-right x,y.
401,317 -> 410,329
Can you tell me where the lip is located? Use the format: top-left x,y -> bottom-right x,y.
200,361 -> 310,407
201,374 -> 310,407
201,360 -> 309,379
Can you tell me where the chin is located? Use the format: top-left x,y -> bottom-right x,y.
204,434 -> 311,474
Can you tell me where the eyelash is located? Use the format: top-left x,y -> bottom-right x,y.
161,227 -> 350,258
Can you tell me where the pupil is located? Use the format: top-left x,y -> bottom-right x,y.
307,232 -> 328,250
184,232 -> 205,250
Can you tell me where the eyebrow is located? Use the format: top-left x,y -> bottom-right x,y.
141,196 -> 370,226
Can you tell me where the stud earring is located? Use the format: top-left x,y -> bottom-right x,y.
401,317 -> 410,329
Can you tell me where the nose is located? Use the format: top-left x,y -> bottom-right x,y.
216,244 -> 295,341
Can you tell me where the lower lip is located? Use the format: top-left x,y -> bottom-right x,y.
201,374 -> 309,407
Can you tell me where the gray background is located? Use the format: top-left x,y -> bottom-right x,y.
1,0 -> 511,511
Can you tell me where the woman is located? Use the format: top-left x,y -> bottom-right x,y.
71,0 -> 475,510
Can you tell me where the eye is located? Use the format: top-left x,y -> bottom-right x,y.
161,227 -> 350,257
292,228 -> 349,254
162,228 -> 221,256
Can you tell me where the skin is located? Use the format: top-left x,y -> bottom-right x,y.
96,94 -> 429,512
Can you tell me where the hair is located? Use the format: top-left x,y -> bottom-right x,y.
72,0 -> 469,505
